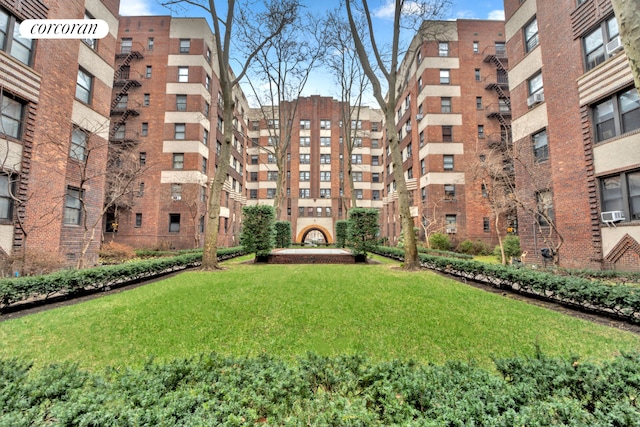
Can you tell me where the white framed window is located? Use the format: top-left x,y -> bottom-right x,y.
178,67 -> 189,82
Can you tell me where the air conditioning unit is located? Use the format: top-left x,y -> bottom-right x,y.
416,114 -> 424,121
601,210 -> 625,223
406,124 -> 412,131
171,196 -> 182,201
445,226 -> 457,234
605,36 -> 623,55
527,92 -> 545,107
356,194 -> 363,199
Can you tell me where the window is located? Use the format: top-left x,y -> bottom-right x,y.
482,183 -> 488,198
300,119 -> 310,129
0,9 -> 33,65
83,12 -> 97,49
483,217 -> 490,233
444,184 -> 455,198
528,71 -> 544,97
441,97 -> 451,113
178,67 -> 189,82
0,175 -> 13,220
179,39 -> 190,53
76,69 -> 93,104
141,122 -> 148,136
474,69 -> 481,81
407,167 -> 413,179
320,137 -> 331,146
417,49 -> 422,64
442,125 -> 452,142
205,75 -> 211,90
169,214 -> 181,232
476,97 -> 483,109
320,188 -> 331,198
525,17 -> 539,52
372,172 -> 380,183
251,155 -> 258,165
120,37 -> 132,53
267,136 -> 277,146
267,154 -> 276,164
352,171 -> 363,182
1,93 -> 24,139
354,189 -> 363,200
443,155 -> 454,170
201,157 -> 207,173
300,154 -> 310,164
320,154 -> 331,164
134,213 -> 142,228
372,190 -> 380,200
147,37 -> 154,50
421,159 -> 426,175
584,16 -> 619,71
320,120 -> 331,129
267,171 -> 278,181
299,189 -> 310,199
268,119 -> 279,129
372,156 -> 379,166
438,42 -> 449,57
173,153 -> 184,169
299,171 -> 310,181
176,95 -> 187,111
372,122 -> 379,132
477,125 -> 485,138
594,87 -> 640,142
145,66 -> 152,78
138,182 -> 144,197
143,94 -> 150,107
249,189 -> 258,199
203,129 -> 209,146
174,123 -> 186,140
600,170 -> 640,220
473,41 -> 479,53
63,187 -> 83,225
352,154 -> 362,164
419,131 -> 425,147
171,184 -> 182,200
440,69 -> 450,84
249,172 -> 258,181
532,129 -> 549,161
536,190 -> 554,225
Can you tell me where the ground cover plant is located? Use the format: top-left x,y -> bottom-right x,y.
0,259 -> 638,371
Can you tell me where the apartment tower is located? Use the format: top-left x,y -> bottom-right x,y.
505,0 -> 639,270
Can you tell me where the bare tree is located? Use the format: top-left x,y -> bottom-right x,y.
345,0 -> 452,269
162,0 -> 298,270
324,9 -> 369,210
246,10 -> 326,220
611,0 -> 640,92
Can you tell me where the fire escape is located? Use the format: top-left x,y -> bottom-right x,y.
110,43 -> 144,142
484,44 -> 511,129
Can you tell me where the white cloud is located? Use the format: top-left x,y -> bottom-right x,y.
455,10 -> 476,19
373,0 -> 430,19
487,9 -> 505,20
119,0 -> 154,16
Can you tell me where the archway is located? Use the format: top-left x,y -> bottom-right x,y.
296,224 -> 333,245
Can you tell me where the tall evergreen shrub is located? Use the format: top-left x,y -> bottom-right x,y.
274,221 -> 292,248
347,208 -> 379,257
240,205 -> 275,257
335,220 -> 348,248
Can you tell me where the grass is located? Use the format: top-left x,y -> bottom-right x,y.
0,257 -> 638,370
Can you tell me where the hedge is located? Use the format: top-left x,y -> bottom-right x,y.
0,247 -> 245,311
373,246 -> 640,323
1,351 -> 639,425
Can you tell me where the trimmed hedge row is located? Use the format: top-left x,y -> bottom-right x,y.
0,247 -> 245,311
373,246 -> 640,323
418,246 -> 473,260
1,351 -> 639,425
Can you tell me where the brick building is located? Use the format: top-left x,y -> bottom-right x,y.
106,16 -> 248,250
505,0 -> 640,270
246,96 -> 384,244
0,0 -> 119,267
382,19 -> 511,248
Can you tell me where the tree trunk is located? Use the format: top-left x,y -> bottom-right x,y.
495,215 -> 506,265
611,0 -> 640,92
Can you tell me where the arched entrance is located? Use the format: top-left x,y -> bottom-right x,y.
296,225 -> 333,245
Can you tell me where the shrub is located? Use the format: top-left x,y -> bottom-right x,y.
429,232 -> 451,251
2,249 -> 66,277
99,242 -> 136,264
494,236 -> 521,261
335,220 -> 348,248
457,239 -> 475,255
274,221 -> 292,248
240,205 -> 275,258
347,208 -> 379,257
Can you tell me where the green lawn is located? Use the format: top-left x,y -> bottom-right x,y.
0,257 -> 638,370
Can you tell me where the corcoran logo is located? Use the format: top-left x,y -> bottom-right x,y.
20,19 -> 109,39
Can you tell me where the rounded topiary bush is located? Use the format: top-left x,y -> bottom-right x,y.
429,232 -> 451,251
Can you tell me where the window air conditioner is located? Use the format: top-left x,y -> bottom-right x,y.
406,124 -> 412,131
172,196 -> 182,201
601,210 -> 625,223
527,92 -> 544,107
605,36 -> 623,55
445,226 -> 457,234
356,194 -> 363,199
416,114 -> 424,121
